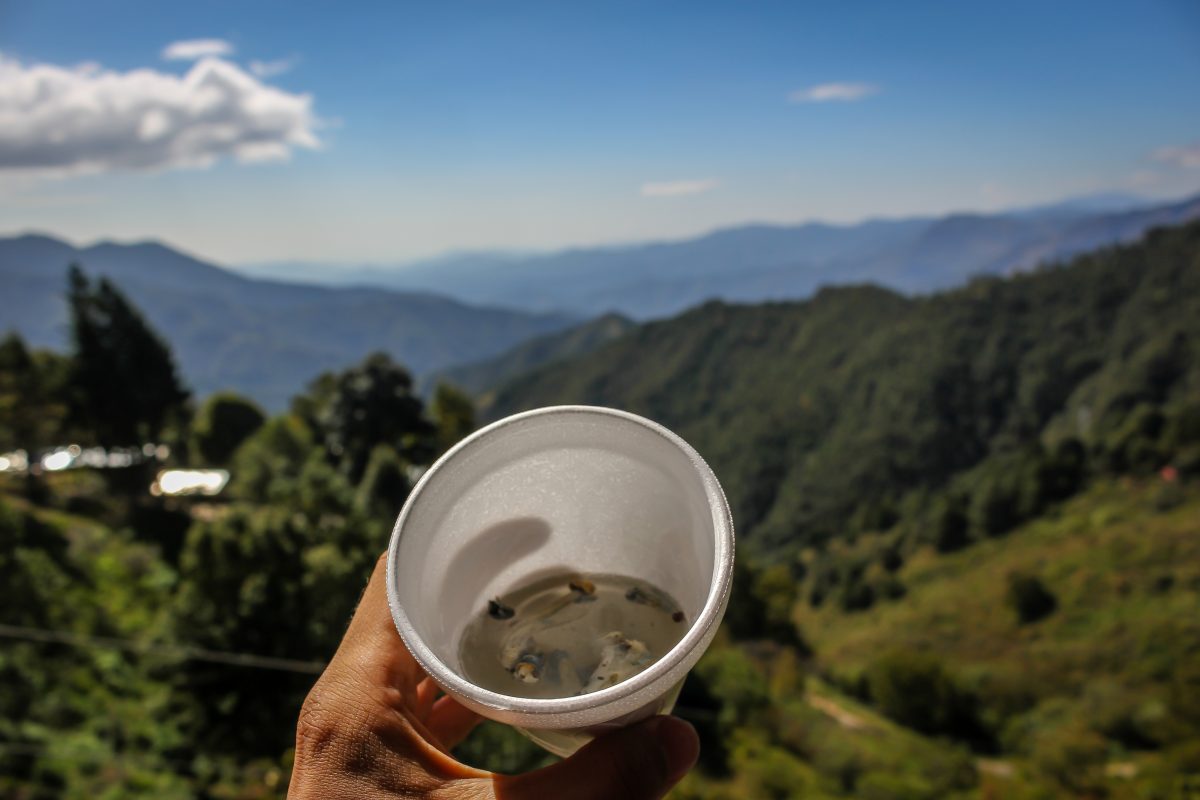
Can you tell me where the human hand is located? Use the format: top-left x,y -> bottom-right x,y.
287,554 -> 700,799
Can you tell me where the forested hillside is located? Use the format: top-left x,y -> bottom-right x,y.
423,312 -> 636,397
1,223 -> 1198,798
488,222 -> 1200,557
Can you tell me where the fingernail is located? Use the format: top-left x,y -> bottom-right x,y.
646,716 -> 700,781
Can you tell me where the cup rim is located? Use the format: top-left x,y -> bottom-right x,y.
385,404 -> 735,721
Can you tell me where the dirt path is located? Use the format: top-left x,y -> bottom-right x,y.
807,693 -> 872,731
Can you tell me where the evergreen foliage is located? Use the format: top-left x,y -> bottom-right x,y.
1005,572 -> 1058,625
429,383 -> 477,455
66,265 -> 190,446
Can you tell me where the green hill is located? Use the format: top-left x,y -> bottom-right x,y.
669,478 -> 1200,800
422,312 -> 635,398
488,222 -> 1200,555
4,223 -> 1200,798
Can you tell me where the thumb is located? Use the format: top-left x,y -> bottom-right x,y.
496,716 -> 699,800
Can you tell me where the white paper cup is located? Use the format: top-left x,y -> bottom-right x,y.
385,405 -> 734,756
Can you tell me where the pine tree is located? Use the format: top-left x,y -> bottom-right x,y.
66,265 -> 190,445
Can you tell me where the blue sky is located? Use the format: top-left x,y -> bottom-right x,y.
1,0 -> 1198,265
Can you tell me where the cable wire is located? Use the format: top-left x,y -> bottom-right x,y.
0,622 -> 326,674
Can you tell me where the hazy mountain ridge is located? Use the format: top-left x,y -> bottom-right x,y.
0,234 -> 575,410
240,193 -> 1200,319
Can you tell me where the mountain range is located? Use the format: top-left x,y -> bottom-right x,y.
241,192 -> 1200,319
0,234 -> 573,410
4,192 -> 1198,412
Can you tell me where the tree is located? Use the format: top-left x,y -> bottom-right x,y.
354,445 -> 411,519
0,333 -> 71,451
315,353 -> 435,482
429,383 -> 476,456
1006,572 -> 1057,625
66,266 -> 190,445
190,392 -> 266,466
228,414 -> 316,503
970,476 -> 1022,538
867,651 -> 979,739
170,506 -> 314,757
931,494 -> 971,553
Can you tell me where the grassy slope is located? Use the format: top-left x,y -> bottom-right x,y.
670,478 -> 1198,799
801,479 -> 1199,684
793,478 -> 1200,796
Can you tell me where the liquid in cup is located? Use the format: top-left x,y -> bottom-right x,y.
458,571 -> 688,699
386,405 -> 734,757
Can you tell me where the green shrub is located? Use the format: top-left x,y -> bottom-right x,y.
856,771 -> 936,800
695,647 -> 772,733
867,651 -> 980,740
971,476 -> 1022,537
931,494 -> 971,553
1006,572 -> 1057,625
190,391 -> 266,466
1029,725 -> 1108,794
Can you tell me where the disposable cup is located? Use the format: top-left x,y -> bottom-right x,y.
385,405 -> 735,756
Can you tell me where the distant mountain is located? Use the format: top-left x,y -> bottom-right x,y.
0,234 -> 574,410
240,193 -> 1200,319
1010,190 -> 1150,217
484,222 -> 1200,553
421,312 -> 636,397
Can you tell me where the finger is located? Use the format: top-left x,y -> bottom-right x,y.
426,695 -> 483,750
332,552 -> 425,692
415,677 -> 440,719
494,716 -> 699,800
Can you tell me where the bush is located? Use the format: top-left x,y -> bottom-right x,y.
839,578 -> 876,612
353,444 -> 410,518
1029,725 -> 1108,794
1006,572 -> 1057,625
694,647 -> 772,733
971,476 -> 1022,537
867,651 -> 979,739
190,391 -> 266,466
1035,438 -> 1087,505
931,495 -> 971,553
725,558 -> 808,649
1103,403 -> 1167,474
857,771 -> 937,800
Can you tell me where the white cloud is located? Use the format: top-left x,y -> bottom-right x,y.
640,179 -> 718,197
0,52 -> 321,179
788,82 -> 879,103
1153,141 -> 1200,169
250,56 -> 299,78
162,38 -> 234,61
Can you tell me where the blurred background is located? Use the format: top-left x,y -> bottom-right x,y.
2,1 -> 1199,797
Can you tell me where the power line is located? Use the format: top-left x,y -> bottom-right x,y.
0,622 -> 326,674
0,739 -> 202,773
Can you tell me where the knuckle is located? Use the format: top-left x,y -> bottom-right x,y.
295,683 -> 339,759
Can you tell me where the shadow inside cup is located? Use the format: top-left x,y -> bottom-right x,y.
438,516 -> 553,640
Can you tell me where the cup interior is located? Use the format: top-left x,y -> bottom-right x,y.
387,406 -> 729,713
